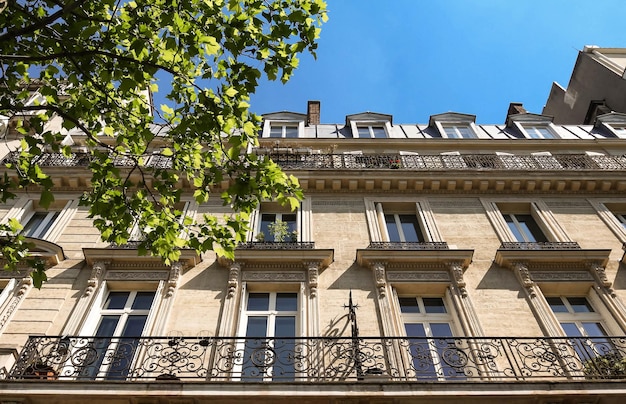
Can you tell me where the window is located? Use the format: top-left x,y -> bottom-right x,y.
588,200 -> 626,244
522,125 -> 555,139
441,125 -> 475,139
503,213 -> 548,243
547,296 -> 607,338
399,296 -> 464,380
250,199 -> 312,243
366,200 -> 442,244
482,200 -> 571,245
84,290 -> 156,379
269,123 -> 299,138
356,125 -> 387,138
385,214 -> 424,242
238,291 -> 298,381
21,211 -> 60,239
1,198 -> 77,243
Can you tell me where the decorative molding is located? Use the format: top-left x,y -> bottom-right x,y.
531,271 -> 594,282
105,270 -> 169,281
512,262 -> 537,298
305,262 -> 319,297
242,272 -> 306,282
227,263 -> 241,298
448,262 -> 467,297
85,261 -> 107,297
371,262 -> 386,297
166,261 -> 183,297
311,200 -> 363,207
386,271 -> 450,282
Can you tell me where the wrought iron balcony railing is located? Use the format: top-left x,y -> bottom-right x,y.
237,241 -> 315,249
3,152 -> 626,172
367,242 -> 449,250
499,241 -> 582,250
8,335 -> 626,382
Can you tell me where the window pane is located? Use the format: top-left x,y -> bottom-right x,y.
276,293 -> 297,311
269,126 -> 282,138
561,322 -> 583,337
515,214 -> 548,242
457,127 -> 473,139
22,212 -> 49,237
371,127 -> 386,138
245,316 -> 268,337
282,214 -> 297,233
547,297 -> 568,313
95,316 -> 120,337
567,297 -> 594,313
121,315 -> 149,337
443,127 -> 459,138
131,292 -> 155,310
581,322 -> 607,337
260,214 -> 276,241
504,214 -> 525,242
430,323 -> 453,337
404,323 -> 426,337
423,298 -> 447,314
105,292 -> 130,310
274,316 -> 296,337
398,214 -> 423,242
284,126 -> 298,138
384,214 -> 401,242
399,297 -> 420,313
357,127 -> 371,138
247,293 -> 270,311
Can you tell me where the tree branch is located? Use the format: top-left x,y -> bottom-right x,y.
0,0 -> 89,42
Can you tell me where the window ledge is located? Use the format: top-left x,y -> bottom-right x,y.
356,247 -> 473,268
495,247 -> 610,268
218,248 -> 334,269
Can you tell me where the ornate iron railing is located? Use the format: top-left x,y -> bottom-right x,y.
499,241 -> 582,250
237,241 -> 315,249
367,242 -> 449,250
8,335 -> 626,382
4,152 -> 626,172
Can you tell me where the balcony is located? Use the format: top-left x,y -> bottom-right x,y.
7,335 -> 626,382
4,152 -> 626,172
367,241 -> 449,250
499,241 -> 582,250
237,241 -> 316,250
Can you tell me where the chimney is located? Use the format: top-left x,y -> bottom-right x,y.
506,102 -> 527,119
307,100 -> 320,126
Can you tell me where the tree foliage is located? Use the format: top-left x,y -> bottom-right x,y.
0,0 -> 327,286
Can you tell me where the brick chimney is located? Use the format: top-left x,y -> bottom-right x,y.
307,100 -> 320,126
506,102 -> 527,119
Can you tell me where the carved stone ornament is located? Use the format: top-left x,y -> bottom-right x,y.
589,263 -> 612,288
371,262 -> 386,298
531,271 -> 594,282
512,262 -> 537,298
447,262 -> 467,297
105,271 -> 169,281
305,262 -> 319,297
85,261 -> 106,297
227,263 -> 241,298
166,261 -> 183,297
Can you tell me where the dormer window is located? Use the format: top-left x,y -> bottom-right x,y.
440,124 -> 475,139
269,123 -> 299,138
605,123 -> 626,138
522,125 -> 555,139
357,125 -> 387,139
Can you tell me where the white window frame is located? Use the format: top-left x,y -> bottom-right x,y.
235,289 -> 300,381
1,197 -> 78,242
588,199 -> 626,243
546,296 -> 608,337
263,120 -> 304,138
516,123 -> 558,139
482,199 -> 571,243
435,123 -> 477,139
365,198 -> 443,243
248,199 -> 312,242
350,121 -> 391,139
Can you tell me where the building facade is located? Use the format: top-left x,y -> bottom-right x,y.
1,95 -> 626,402
543,45 -> 626,124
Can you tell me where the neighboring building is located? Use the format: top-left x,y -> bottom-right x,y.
3,82 -> 626,402
543,45 -> 626,124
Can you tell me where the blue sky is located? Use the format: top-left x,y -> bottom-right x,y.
249,1 -> 626,125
